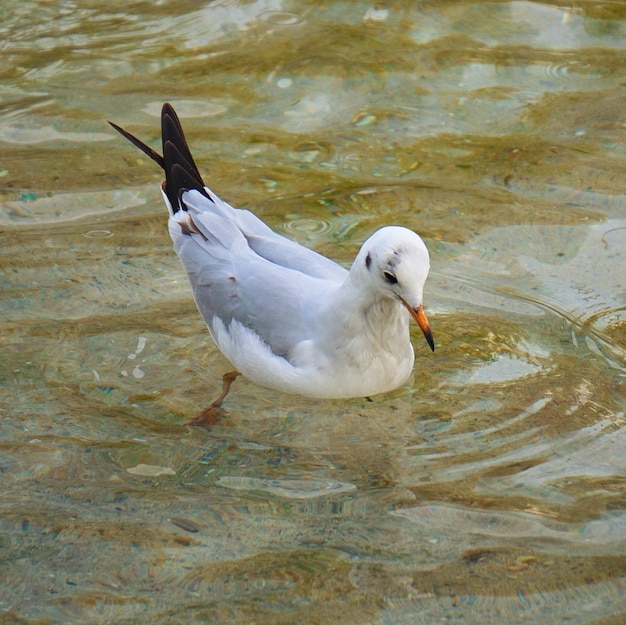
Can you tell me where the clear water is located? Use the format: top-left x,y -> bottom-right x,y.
1,1 -> 625,624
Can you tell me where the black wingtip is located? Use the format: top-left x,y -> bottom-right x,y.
160,104 -> 208,213
110,103 -> 211,214
108,120 -> 165,169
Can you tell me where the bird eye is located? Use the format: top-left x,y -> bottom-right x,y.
383,271 -> 397,284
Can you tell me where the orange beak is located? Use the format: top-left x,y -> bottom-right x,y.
402,300 -> 435,352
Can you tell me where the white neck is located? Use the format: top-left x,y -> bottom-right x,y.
317,273 -> 411,360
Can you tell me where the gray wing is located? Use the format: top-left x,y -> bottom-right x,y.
184,188 -> 347,282
171,190 -> 347,358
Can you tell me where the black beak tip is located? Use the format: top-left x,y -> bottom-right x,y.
425,330 -> 435,352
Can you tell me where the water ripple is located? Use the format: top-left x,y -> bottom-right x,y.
393,504 -> 626,556
144,100 -> 227,119
282,216 -> 333,237
218,476 -> 356,499
258,10 -> 303,26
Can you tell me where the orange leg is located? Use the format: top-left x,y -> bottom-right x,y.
186,371 -> 240,428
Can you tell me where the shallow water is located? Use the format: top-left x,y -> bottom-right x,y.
1,1 -> 625,624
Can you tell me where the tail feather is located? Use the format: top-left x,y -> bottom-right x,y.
109,102 -> 210,214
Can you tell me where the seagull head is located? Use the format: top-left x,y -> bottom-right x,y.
353,226 -> 434,351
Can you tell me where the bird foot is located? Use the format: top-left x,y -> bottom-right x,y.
185,371 -> 240,429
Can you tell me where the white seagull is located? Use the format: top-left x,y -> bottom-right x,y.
110,103 -> 434,407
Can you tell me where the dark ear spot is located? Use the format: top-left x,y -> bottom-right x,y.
365,252 -> 372,270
